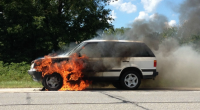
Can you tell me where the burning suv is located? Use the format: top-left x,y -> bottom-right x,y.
28,40 -> 158,91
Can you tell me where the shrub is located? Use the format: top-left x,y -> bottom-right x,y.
0,61 -> 32,81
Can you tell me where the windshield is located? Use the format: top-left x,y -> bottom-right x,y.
65,42 -> 84,56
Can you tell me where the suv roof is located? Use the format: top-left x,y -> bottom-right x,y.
83,40 -> 143,43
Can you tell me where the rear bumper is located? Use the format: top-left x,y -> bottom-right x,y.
143,70 -> 158,79
28,70 -> 42,82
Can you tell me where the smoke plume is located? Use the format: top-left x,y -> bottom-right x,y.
53,0 -> 200,88
97,0 -> 200,87
141,0 -> 200,87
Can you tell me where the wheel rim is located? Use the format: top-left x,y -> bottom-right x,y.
124,73 -> 138,88
46,75 -> 61,89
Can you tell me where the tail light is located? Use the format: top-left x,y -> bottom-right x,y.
154,60 -> 157,67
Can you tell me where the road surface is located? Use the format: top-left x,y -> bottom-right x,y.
0,88 -> 200,110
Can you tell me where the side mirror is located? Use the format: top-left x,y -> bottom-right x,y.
78,53 -> 81,57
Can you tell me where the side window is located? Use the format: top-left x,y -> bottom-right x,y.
97,42 -> 116,57
97,42 -> 132,57
131,43 -> 155,57
106,42 -> 155,57
79,43 -> 101,58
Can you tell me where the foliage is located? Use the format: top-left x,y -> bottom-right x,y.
0,61 -> 32,81
162,27 -> 178,39
0,81 -> 42,88
0,0 -> 113,63
103,27 -> 130,35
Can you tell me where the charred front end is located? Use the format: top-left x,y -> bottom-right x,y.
28,57 -> 69,82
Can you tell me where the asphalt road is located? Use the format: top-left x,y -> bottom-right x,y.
0,88 -> 200,110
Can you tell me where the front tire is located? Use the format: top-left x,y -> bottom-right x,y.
120,71 -> 141,90
43,73 -> 63,91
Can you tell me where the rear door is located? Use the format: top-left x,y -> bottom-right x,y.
99,42 -> 125,79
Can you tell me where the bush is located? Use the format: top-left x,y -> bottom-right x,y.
0,61 -> 32,81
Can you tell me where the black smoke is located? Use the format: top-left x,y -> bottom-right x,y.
53,0 -> 200,88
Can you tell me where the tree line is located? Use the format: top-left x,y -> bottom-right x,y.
0,0 -> 113,63
1,0 -> 200,63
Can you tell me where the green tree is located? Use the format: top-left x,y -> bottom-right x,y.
162,27 -> 177,39
0,0 -> 113,63
104,27 -> 130,35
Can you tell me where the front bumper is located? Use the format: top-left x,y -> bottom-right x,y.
28,70 -> 42,82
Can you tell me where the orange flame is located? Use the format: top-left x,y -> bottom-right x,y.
35,53 -> 91,91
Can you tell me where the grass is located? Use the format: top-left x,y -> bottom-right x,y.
0,61 -> 43,88
0,81 -> 42,88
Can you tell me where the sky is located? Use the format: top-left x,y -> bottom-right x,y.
106,0 -> 183,28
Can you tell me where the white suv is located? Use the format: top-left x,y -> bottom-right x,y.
28,40 -> 158,90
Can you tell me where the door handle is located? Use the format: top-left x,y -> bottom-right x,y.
122,61 -> 129,62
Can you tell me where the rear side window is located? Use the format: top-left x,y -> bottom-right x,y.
79,42 -> 155,58
133,43 -> 155,57
98,42 -> 155,57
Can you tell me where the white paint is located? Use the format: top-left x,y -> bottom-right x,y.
142,72 -> 153,75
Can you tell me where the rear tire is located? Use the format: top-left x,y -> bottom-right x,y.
112,81 -> 122,89
43,73 -> 63,91
120,71 -> 141,90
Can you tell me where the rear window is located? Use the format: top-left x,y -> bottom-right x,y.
79,42 -> 155,58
